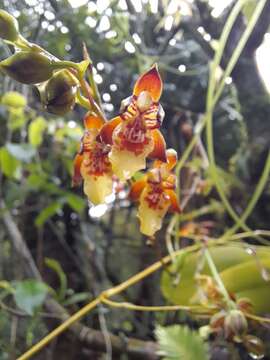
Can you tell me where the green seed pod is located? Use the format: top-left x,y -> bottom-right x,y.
0,51 -> 54,84
224,310 -> 248,339
44,70 -> 78,115
0,10 -> 19,42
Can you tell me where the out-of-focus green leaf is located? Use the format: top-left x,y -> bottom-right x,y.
28,116 -> 47,147
0,147 -> 20,177
65,193 -> 85,213
8,107 -> 27,130
26,173 -> 47,189
156,325 -> 209,360
45,258 -> 67,302
6,143 -> 36,162
1,91 -> 26,108
13,280 -> 48,315
35,201 -> 62,227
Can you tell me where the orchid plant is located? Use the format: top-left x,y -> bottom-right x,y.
0,7 -> 180,238
1,4 -> 270,360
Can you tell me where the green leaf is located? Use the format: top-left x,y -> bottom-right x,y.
45,258 -> 67,302
6,143 -> 36,163
156,325 -> 209,360
0,146 -> 20,177
35,201 -> 62,227
26,173 -> 47,190
8,107 -> 27,130
1,91 -> 26,108
65,193 -> 85,213
161,244 -> 270,314
28,116 -> 47,147
13,280 -> 48,315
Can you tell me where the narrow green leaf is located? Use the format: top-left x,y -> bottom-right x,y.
65,193 -> 86,213
45,258 -> 67,302
35,201 -> 62,227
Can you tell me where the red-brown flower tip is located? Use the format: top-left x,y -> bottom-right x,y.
129,176 -> 147,201
148,129 -> 167,162
166,189 -> 181,213
72,153 -> 83,186
84,113 -> 105,130
100,116 -> 122,145
165,148 -> 177,170
133,64 -> 163,102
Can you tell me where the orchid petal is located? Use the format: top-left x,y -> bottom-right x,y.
84,113 -> 104,130
129,176 -> 147,201
72,153 -> 83,186
133,64 -> 163,102
148,129 -> 167,162
83,174 -> 113,205
166,148 -> 178,170
165,189 -> 181,213
100,116 -> 122,145
138,188 -> 170,237
109,148 -> 149,181
154,148 -> 178,170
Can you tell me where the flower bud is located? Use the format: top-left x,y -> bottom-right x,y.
243,335 -> 265,359
0,10 -> 19,42
43,70 -> 78,115
224,310 -> 248,339
0,51 -> 54,84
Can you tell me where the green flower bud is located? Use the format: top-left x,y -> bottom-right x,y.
0,51 -> 54,84
0,10 -> 19,42
43,70 -> 78,115
224,310 -> 248,339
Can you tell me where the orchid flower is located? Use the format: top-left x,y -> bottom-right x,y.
72,113 -> 113,205
100,65 -> 166,180
130,149 -> 181,237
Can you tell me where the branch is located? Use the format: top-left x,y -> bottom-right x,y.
0,200 -> 159,360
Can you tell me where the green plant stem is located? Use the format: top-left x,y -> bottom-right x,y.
221,152 -> 270,242
206,0 -> 246,109
206,0 -> 268,237
204,248 -> 235,309
212,0 -> 268,107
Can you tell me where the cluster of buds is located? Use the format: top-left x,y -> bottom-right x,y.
0,10 -> 180,237
0,10 -> 80,115
195,273 -> 265,357
73,66 -> 181,237
208,298 -> 265,357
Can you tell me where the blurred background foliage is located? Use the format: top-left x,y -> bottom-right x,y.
0,0 -> 269,359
